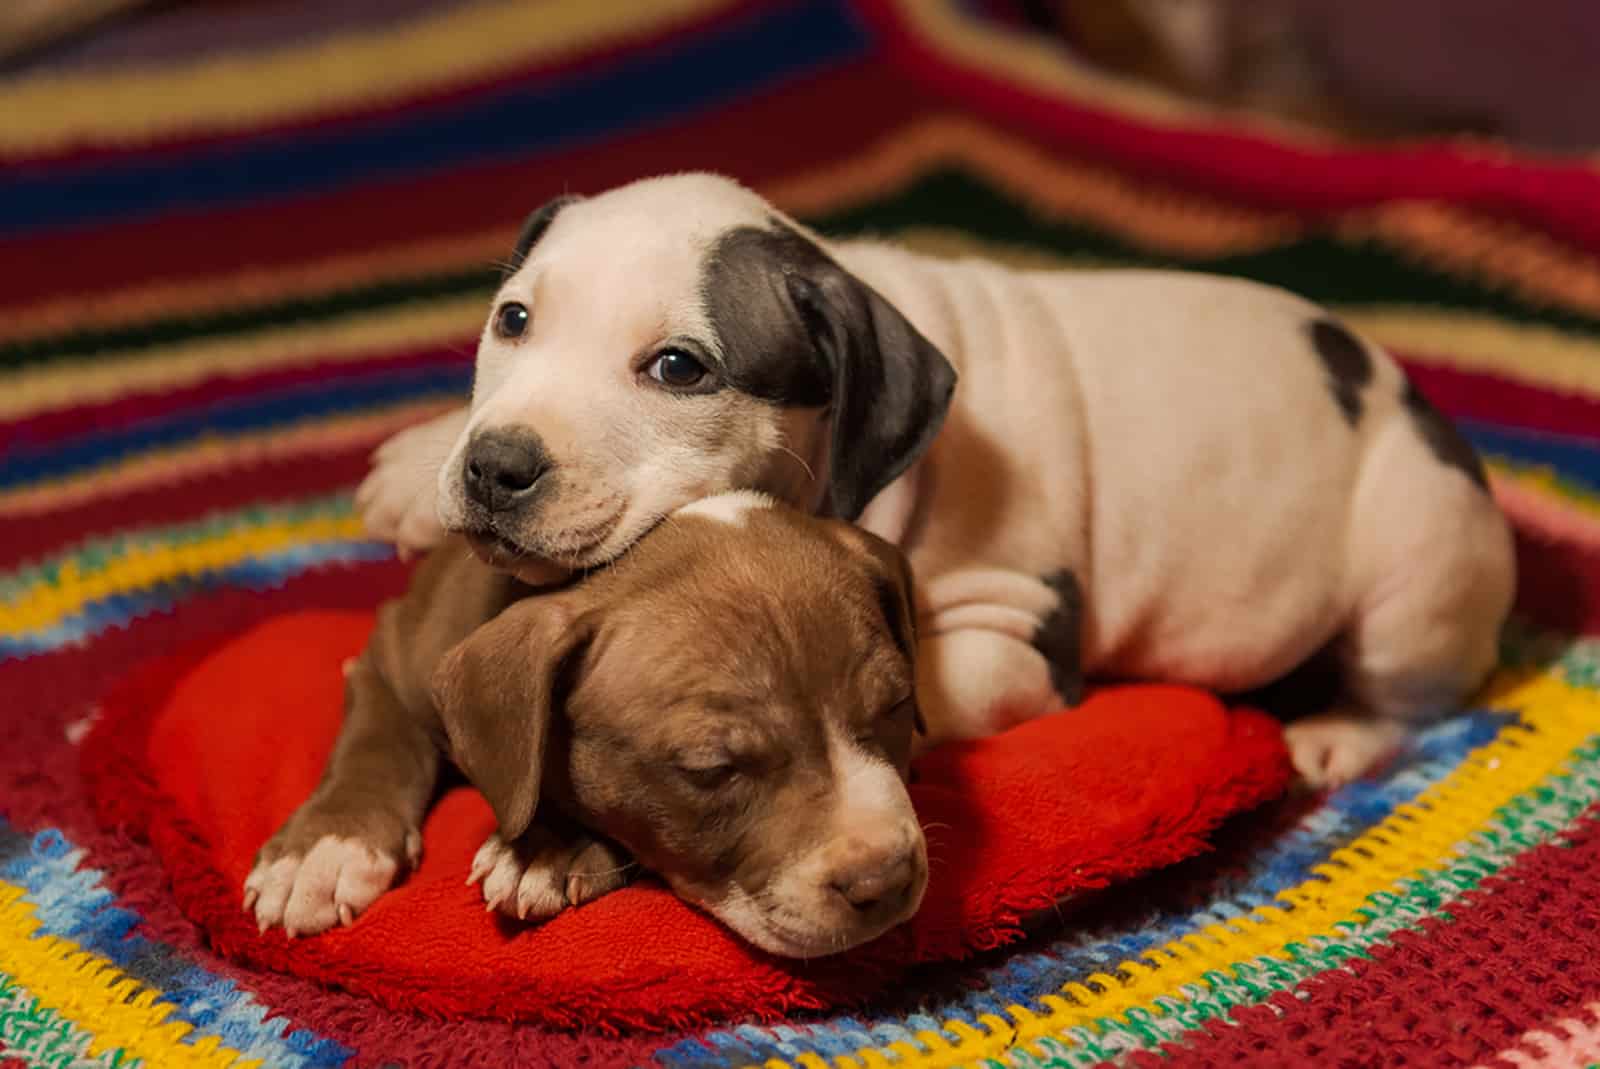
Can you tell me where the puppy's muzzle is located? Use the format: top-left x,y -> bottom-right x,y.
463,428 -> 552,514
830,846 -> 919,917
821,831 -> 926,931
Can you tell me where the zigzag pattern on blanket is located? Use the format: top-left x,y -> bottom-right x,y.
5,0 -> 1600,1065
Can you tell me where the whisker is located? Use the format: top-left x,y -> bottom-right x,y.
579,860 -> 641,881
775,445 -> 815,482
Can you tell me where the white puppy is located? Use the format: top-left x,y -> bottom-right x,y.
355,174 -> 1515,787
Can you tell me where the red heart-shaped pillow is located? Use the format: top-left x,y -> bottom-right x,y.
83,611 -> 1289,1030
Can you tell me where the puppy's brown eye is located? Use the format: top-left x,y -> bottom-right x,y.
493,302 -> 529,339
647,348 -> 709,389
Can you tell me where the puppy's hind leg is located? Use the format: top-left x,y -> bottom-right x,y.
1289,427 -> 1514,789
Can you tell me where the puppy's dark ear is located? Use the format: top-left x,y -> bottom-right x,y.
430,599 -> 593,839
501,194 -> 582,281
786,264 -> 957,521
831,522 -> 928,735
835,523 -> 919,652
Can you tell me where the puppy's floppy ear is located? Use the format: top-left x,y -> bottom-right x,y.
501,193 -> 583,281
828,521 -> 926,734
430,598 -> 593,839
787,262 -> 957,521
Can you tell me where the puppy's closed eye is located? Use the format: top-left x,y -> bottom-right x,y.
674,755 -> 740,791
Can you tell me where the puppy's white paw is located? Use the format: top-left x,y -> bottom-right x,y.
355,410 -> 464,554
355,464 -> 445,556
245,833 -> 415,936
469,829 -> 633,922
1285,713 -> 1406,790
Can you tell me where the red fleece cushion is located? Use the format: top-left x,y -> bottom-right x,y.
82,611 -> 1290,1031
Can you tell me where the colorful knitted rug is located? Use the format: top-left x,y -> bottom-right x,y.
4,1 -> 1600,1066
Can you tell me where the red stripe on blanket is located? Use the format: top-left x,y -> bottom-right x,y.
1512,524 -> 1600,636
1125,808 -> 1600,1069
853,0 -> 1600,253
1399,357 -> 1600,442
0,344 -> 469,449
0,62 -> 927,311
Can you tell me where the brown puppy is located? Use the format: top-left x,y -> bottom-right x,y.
245,492 -> 928,958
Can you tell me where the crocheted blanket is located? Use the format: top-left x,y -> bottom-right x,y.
3,1 -> 1599,1066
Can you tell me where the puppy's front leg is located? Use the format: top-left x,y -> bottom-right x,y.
246,657 -> 437,936
470,817 -> 634,922
354,405 -> 467,555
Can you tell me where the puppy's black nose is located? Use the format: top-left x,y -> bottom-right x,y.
463,429 -> 551,513
829,847 -> 917,915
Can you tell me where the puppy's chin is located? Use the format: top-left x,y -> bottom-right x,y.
463,533 -> 574,588
692,885 -> 900,960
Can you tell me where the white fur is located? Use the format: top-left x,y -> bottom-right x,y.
244,835 -> 400,936
674,491 -> 774,526
837,246 -> 1512,761
830,734 -> 914,824
356,174 -> 1516,782
470,832 -> 566,920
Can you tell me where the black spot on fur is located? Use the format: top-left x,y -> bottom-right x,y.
1402,381 -> 1489,491
1033,571 -> 1084,705
1308,318 -> 1373,426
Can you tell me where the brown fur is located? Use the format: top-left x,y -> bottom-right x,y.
248,498 -> 928,955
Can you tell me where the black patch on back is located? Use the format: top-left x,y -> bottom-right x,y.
502,193 -> 582,281
1307,318 -> 1373,426
1033,571 -> 1084,705
1402,380 -> 1489,491
699,225 -> 835,407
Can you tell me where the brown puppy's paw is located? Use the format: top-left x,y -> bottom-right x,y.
1285,712 -> 1405,790
469,828 -> 634,922
245,810 -> 421,937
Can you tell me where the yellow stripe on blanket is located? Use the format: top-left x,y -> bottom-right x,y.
749,669 -> 1600,1069
0,883 -> 257,1069
0,0 -> 735,155
0,511 -> 367,635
